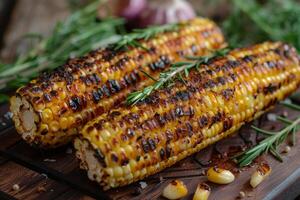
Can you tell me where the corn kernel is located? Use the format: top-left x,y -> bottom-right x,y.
250,163 -> 271,188
162,180 -> 188,200
193,183 -> 211,200
207,167 -> 235,184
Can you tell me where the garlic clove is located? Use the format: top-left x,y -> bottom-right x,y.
193,183 -> 211,200
250,163 -> 271,188
162,180 -> 188,199
207,166 -> 235,184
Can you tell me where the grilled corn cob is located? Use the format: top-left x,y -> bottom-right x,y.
75,42 -> 300,190
10,18 -> 225,148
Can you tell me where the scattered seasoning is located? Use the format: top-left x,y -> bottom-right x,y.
12,184 -> 20,191
239,191 -> 246,198
267,113 -> 277,122
43,158 -> 56,162
139,181 -> 148,189
282,146 -> 291,153
281,111 -> 289,117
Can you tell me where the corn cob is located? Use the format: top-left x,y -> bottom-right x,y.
74,42 -> 300,190
9,18 -> 225,148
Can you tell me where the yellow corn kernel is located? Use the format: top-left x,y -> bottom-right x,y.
193,183 -> 211,200
250,163 -> 271,188
162,180 -> 188,200
207,167 -> 235,184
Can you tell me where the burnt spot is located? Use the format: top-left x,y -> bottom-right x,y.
92,91 -> 101,103
175,107 -> 184,117
121,159 -> 129,166
165,146 -> 172,158
229,73 -> 237,81
154,113 -> 166,127
141,138 -> 150,153
102,49 -> 116,61
223,117 -> 233,131
242,55 -> 254,63
186,122 -> 194,136
265,61 -> 276,68
40,129 -> 48,135
115,57 -> 129,69
111,153 -> 119,163
94,149 -> 106,167
160,55 -> 171,65
127,128 -> 135,138
160,148 -> 165,159
216,76 -> 227,85
135,155 -> 141,162
221,88 -> 235,100
43,93 -> 52,102
50,90 -> 58,97
165,130 -> 173,143
108,80 -> 121,93
198,116 -> 209,128
58,107 -> 67,116
204,79 -> 216,89
211,112 -> 223,126
68,96 -> 82,111
130,70 -> 139,83
191,44 -> 198,54
91,73 -> 101,83
147,138 -> 156,151
31,86 -> 42,93
124,74 -> 133,85
263,84 -> 278,95
227,60 -> 240,68
175,91 -> 190,101
102,85 -> 111,97
143,94 -> 159,105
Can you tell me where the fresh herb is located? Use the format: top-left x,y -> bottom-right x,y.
236,102 -> 300,167
0,0 -> 124,100
126,48 -> 230,105
222,0 -> 300,51
114,23 -> 179,50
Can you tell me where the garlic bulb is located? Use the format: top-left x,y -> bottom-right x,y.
138,0 -> 196,27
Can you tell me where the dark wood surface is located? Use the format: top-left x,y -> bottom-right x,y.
1,1 -> 300,200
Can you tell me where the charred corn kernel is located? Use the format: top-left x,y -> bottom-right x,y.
75,42 -> 300,190
10,17 -> 226,148
193,183 -> 211,200
250,163 -> 271,188
162,180 -> 188,200
207,167 -> 235,184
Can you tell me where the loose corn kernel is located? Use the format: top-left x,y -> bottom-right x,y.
207,167 -> 235,184
193,183 -> 211,200
250,163 -> 271,188
162,180 -> 188,200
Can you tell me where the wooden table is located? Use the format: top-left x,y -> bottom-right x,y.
1,1 -> 300,199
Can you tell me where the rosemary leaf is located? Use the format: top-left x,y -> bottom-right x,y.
236,116 -> 300,167
126,48 -> 231,105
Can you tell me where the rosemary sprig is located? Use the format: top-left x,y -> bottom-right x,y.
236,102 -> 300,167
126,48 -> 230,105
114,23 -> 179,50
